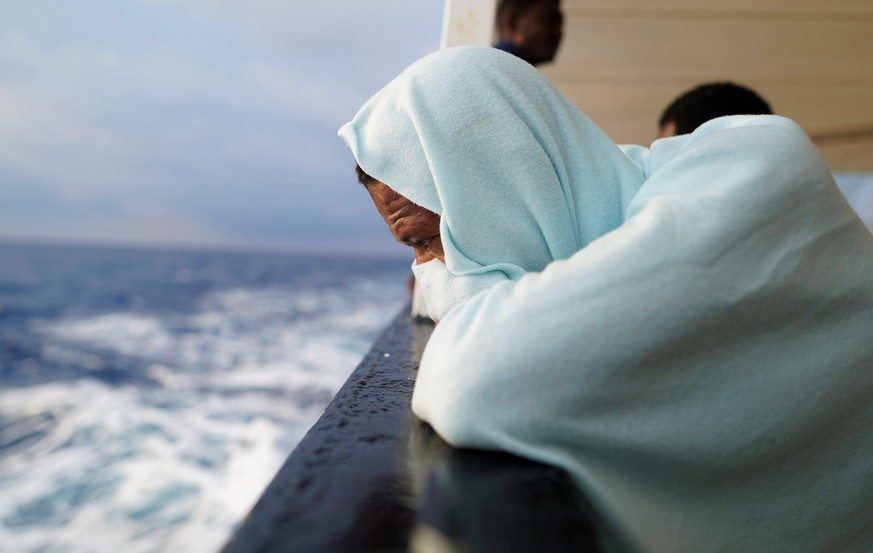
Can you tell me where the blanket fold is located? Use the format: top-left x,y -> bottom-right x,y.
413,114 -> 873,553
339,46 -> 873,553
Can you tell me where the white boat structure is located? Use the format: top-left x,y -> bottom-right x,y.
445,0 -> 873,173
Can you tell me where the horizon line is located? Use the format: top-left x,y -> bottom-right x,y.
0,235 -> 413,259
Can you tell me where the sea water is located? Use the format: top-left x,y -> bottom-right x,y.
0,242 -> 410,553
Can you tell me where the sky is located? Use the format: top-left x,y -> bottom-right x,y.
0,0 -> 445,254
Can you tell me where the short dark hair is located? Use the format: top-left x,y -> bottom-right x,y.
496,0 -> 559,26
659,82 -> 773,136
355,164 -> 377,187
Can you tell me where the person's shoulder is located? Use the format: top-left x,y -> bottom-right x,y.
692,114 -> 804,140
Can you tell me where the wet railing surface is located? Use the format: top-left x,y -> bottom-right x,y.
220,308 -> 604,553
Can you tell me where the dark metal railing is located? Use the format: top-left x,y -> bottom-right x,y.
220,308 -> 603,553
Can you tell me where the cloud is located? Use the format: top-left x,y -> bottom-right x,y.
0,0 -> 443,251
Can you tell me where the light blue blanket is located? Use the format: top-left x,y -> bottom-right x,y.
339,46 -> 643,292
341,46 -> 873,552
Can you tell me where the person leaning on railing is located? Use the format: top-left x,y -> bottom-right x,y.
339,46 -> 873,553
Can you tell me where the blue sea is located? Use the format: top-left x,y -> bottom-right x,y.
0,242 -> 411,553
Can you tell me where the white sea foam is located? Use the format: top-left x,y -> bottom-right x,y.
33,314 -> 175,358
1,277 -> 406,553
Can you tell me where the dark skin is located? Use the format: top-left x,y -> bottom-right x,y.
498,0 -> 564,66
658,120 -> 678,138
366,181 -> 445,265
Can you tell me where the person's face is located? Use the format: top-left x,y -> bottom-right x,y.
366,181 -> 445,265
511,0 -> 564,65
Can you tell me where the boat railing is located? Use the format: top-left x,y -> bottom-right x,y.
219,306 -> 604,553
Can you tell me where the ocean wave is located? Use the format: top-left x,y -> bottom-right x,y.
1,273 -> 407,553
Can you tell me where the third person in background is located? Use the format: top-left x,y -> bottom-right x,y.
493,0 -> 563,66
659,81 -> 772,138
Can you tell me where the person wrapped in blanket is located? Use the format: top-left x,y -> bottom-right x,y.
338,46 -> 873,553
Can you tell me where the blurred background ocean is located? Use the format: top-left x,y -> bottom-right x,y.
0,2 -> 438,548
0,242 -> 410,552
2,2 -> 872,552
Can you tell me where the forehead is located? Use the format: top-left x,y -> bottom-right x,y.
524,0 -> 562,22
366,181 -> 440,226
366,181 -> 407,213
527,0 -> 560,14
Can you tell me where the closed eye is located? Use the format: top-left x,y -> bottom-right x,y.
402,235 -> 437,248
